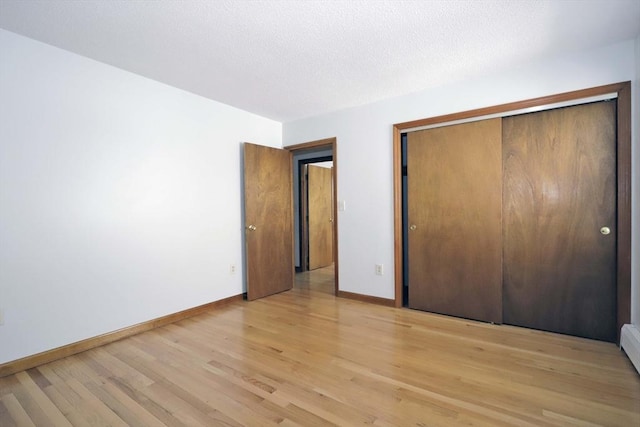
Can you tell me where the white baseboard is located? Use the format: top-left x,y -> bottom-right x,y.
620,324 -> 640,375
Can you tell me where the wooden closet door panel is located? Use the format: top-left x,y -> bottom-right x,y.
503,101 -> 617,342
407,118 -> 503,323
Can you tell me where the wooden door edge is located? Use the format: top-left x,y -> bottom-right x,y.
300,163 -> 309,272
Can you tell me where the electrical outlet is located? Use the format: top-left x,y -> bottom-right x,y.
230,264 -> 236,275
375,264 -> 384,275
0,308 -> 4,326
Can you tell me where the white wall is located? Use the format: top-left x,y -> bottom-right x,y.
0,30 -> 281,364
284,39 -> 638,328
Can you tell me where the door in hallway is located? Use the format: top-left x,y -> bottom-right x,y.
308,164 -> 333,270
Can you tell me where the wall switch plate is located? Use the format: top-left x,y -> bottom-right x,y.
375,264 -> 384,275
338,200 -> 346,212
0,308 -> 4,326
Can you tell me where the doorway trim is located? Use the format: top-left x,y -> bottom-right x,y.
287,137 -> 339,295
392,81 -> 631,339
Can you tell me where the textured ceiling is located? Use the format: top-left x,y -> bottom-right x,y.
1,0 -> 639,122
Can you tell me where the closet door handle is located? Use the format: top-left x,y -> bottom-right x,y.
600,226 -> 610,235
410,224 -> 417,231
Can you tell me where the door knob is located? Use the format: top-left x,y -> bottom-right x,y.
246,224 -> 257,231
600,226 -> 610,235
410,224 -> 417,231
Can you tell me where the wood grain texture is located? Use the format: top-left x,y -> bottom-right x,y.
244,142 -> 294,300
308,165 -> 333,270
503,101 -> 617,342
393,125 -> 404,307
1,270 -> 638,426
393,82 -> 631,320
300,163 -> 309,271
0,295 -> 242,378
407,118 -> 503,323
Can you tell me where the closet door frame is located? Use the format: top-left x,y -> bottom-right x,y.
392,81 -> 631,342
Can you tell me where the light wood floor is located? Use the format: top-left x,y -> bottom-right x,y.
1,268 -> 639,426
294,264 -> 336,295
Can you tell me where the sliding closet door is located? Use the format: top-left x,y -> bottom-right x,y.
503,101 -> 617,342
407,119 -> 502,323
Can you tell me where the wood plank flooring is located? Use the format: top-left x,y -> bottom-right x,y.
1,266 -> 639,426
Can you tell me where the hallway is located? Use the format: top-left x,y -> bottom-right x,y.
294,264 -> 335,296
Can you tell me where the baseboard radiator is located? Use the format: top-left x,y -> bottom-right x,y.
621,324 -> 640,375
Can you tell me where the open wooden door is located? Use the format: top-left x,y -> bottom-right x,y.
243,143 -> 294,300
308,164 -> 333,270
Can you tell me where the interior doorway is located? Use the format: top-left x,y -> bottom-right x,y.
288,138 -> 338,296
